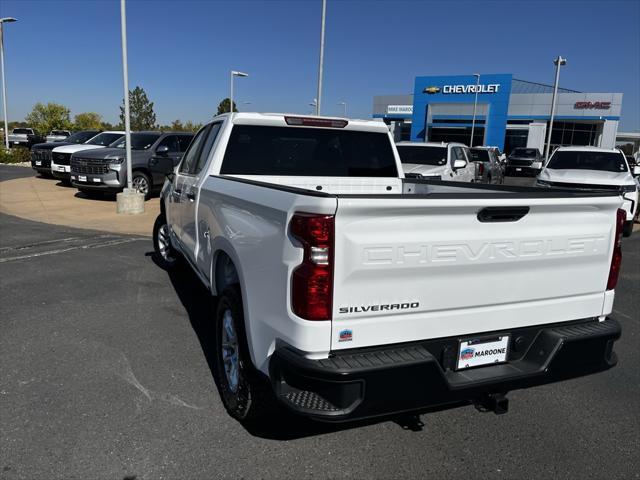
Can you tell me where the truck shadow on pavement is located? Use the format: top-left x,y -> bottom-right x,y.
152,253 -> 456,440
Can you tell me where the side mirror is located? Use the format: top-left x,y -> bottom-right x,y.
453,159 -> 467,170
633,165 -> 640,176
155,145 -> 170,156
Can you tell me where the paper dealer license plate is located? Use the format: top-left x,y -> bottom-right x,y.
35,160 -> 41,165
78,175 -> 87,182
457,335 -> 509,370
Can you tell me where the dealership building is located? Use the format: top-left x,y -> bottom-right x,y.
373,73 -> 623,153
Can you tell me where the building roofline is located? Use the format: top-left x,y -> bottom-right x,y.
512,78 -> 581,93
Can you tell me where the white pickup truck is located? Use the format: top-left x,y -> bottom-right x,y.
154,113 -> 623,423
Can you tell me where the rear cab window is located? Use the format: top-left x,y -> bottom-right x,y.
220,125 -> 398,177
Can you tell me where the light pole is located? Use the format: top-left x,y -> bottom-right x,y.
337,101 -> 346,117
116,0 -> 143,214
470,73 -> 480,147
315,0 -> 326,115
544,56 -> 567,162
0,17 -> 17,151
230,70 -> 248,114
119,1 -> 132,191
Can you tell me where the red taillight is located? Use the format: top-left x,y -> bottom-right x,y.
607,208 -> 626,290
284,116 -> 348,128
290,213 -> 334,320
478,163 -> 485,176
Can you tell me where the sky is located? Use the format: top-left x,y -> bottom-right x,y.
1,0 -> 639,131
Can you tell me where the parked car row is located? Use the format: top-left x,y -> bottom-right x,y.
395,141 -> 505,184
7,127 -> 74,148
31,130 -> 194,199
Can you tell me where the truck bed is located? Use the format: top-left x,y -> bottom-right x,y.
204,175 -> 621,358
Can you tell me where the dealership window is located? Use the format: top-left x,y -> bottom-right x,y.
504,129 -> 528,154
428,127 -> 484,146
548,121 -> 599,149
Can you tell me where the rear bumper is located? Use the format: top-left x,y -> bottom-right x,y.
269,317 -> 620,421
505,164 -> 540,176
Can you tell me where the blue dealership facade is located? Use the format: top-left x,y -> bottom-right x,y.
373,74 -> 623,153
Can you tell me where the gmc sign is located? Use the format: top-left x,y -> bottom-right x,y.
574,101 -> 611,110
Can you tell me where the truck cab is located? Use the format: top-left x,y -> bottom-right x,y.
396,141 -> 476,182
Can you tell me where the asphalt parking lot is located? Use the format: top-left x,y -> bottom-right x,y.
1,166 -> 638,479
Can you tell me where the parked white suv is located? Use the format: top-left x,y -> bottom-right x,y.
396,141 -> 476,182
153,113 -> 622,424
537,146 -> 639,236
50,131 -> 125,181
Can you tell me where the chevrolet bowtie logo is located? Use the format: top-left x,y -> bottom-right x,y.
424,86 -> 441,94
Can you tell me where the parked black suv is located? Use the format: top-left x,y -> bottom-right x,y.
70,132 -> 194,199
505,147 -> 544,176
31,130 -> 101,177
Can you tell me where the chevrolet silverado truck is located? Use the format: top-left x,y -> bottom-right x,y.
7,128 -> 45,148
45,129 -> 72,143
396,141 -> 476,182
153,113 -> 623,424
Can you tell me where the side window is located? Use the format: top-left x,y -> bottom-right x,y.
193,123 -> 222,175
157,135 -> 179,153
452,147 -> 465,163
179,126 -> 210,174
177,135 -> 194,152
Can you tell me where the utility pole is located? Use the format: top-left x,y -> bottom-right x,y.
470,73 -> 480,147
544,56 -> 567,162
315,0 -> 326,116
116,0 -> 143,214
0,17 -> 18,151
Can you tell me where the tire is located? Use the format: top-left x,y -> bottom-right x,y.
622,220 -> 633,238
214,286 -> 276,423
153,213 -> 179,269
132,170 -> 152,200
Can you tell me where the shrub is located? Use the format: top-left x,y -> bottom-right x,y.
0,147 -> 32,164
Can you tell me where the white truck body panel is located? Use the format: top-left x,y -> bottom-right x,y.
163,113 -> 623,377
330,195 -> 619,350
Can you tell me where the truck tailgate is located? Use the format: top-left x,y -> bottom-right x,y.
331,195 -> 621,350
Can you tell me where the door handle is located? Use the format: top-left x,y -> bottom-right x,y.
477,206 -> 530,223
174,188 -> 182,194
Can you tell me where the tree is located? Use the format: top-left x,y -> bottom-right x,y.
217,98 -> 237,115
74,112 -> 103,130
119,86 -> 157,130
25,102 -> 72,134
184,121 -> 202,132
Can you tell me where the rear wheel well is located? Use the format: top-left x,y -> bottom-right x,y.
214,251 -> 239,295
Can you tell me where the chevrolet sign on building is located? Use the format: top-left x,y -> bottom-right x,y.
373,73 -> 623,152
443,83 -> 500,94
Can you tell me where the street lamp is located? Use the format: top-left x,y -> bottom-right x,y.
337,101 -> 346,117
470,73 -> 480,147
230,70 -> 248,114
315,0 -> 327,115
544,56 -> 567,162
0,17 -> 17,151
116,0 -> 143,214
